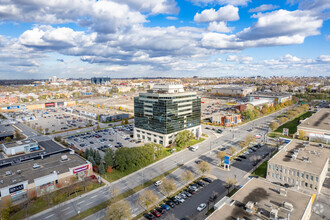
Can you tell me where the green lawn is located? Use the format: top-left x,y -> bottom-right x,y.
102,148 -> 172,183
176,137 -> 205,151
252,161 -> 268,178
275,111 -> 315,135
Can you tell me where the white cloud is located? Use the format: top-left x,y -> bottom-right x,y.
280,54 -> 301,62
207,21 -> 233,32
249,4 -> 279,13
326,35 -> 330,41
226,55 -> 253,63
316,55 -> 330,62
189,0 -> 250,6
166,16 -> 178,20
194,5 -> 239,23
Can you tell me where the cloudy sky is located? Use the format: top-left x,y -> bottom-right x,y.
0,0 -> 329,79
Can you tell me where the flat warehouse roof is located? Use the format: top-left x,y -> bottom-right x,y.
208,178 -> 312,220
298,108 -> 330,131
268,139 -> 330,175
3,139 -> 37,148
0,153 -> 87,187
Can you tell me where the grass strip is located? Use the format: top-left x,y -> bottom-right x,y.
69,165 -> 181,220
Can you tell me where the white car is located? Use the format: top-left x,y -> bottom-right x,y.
197,203 -> 206,212
255,134 -> 262,139
154,180 -> 162,186
190,145 -> 199,151
174,195 -> 185,203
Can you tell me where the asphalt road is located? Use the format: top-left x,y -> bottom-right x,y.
27,107 -> 289,220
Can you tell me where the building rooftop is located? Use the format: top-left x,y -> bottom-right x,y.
269,139 -> 330,175
298,108 -> 330,131
2,139 -> 37,149
212,84 -> 254,90
208,178 -> 312,220
148,84 -> 185,94
0,153 -> 87,187
249,92 -> 292,98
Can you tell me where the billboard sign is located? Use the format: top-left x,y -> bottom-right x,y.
224,156 -> 230,165
72,164 -> 89,174
45,102 -> 55,108
57,102 -> 64,107
7,106 -> 20,110
283,128 -> 289,136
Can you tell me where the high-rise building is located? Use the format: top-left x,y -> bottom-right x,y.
91,77 -> 111,84
133,84 -> 201,146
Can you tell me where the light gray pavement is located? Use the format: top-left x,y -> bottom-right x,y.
27,107 -> 289,220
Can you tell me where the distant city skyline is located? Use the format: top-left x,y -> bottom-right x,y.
0,0 -> 329,79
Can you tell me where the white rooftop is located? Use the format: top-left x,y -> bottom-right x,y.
152,84 -> 185,93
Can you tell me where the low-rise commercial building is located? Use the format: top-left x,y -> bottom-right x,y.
1,140 -> 39,156
0,125 -> 15,141
0,94 -> 18,105
208,178 -> 313,220
267,140 -> 329,194
211,113 -> 241,126
0,153 -> 92,204
211,85 -> 255,97
248,92 -> 292,105
297,108 -> 330,143
99,113 -> 129,123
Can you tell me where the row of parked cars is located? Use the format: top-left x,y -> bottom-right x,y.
144,178 -> 213,219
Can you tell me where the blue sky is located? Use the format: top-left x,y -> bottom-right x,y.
0,0 -> 329,79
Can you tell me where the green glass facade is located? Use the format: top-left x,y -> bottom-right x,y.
134,94 -> 201,135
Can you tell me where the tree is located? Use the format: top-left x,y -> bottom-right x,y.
160,178 -> 177,197
269,106 -> 275,113
175,130 -> 194,148
13,130 -> 21,139
196,161 -> 211,176
181,170 -> 194,184
96,124 -> 101,130
216,151 -> 226,164
94,151 -> 101,165
274,104 -> 281,111
98,163 -> 105,175
104,148 -> 115,169
278,117 -> 288,125
224,177 -> 237,194
269,122 -> 280,131
138,190 -> 158,210
229,147 -> 237,156
106,200 -> 131,220
298,130 -> 307,140
88,156 -> 96,167
4,137 -> 11,142
124,118 -> 129,124
239,141 -> 248,149
245,134 -> 256,145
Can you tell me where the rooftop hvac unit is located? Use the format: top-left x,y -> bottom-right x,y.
33,163 -> 40,169
0,180 -> 3,184
12,179 -> 16,183
5,171 -> 11,176
283,202 -> 294,212
280,188 -> 287,196
17,170 -> 21,174
270,209 -> 278,220
61,155 -> 68,161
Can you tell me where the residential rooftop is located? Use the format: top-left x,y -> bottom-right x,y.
208,178 -> 312,220
298,108 -> 330,131
268,139 -> 330,176
0,153 -> 87,187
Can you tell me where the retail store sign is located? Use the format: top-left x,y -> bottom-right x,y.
9,184 -> 24,194
72,164 -> 89,174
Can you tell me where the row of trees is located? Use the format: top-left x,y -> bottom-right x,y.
269,104 -> 309,131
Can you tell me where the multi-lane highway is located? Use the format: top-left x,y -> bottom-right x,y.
27,107 -> 289,220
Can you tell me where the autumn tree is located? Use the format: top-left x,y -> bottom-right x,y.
196,161 -> 211,176
224,177 -> 237,194
106,200 -> 131,220
229,146 -> 237,156
298,130 -> 307,140
181,170 -> 194,184
269,122 -> 280,131
278,117 -> 288,125
138,190 -> 158,210
160,178 -> 177,197
216,151 -> 226,164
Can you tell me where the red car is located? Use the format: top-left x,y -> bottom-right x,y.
151,209 -> 161,217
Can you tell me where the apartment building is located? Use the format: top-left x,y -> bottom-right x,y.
267,140 -> 329,194
134,84 -> 201,146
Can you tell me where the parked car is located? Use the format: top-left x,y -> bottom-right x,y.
234,158 -> 242,161
166,200 -> 175,208
174,195 -> 185,203
183,190 -> 192,197
156,207 -> 165,214
238,155 -> 247,159
197,203 -> 207,212
160,204 -> 170,211
196,181 -> 205,187
150,209 -> 161,217
195,159 -> 202,164
144,213 -> 156,220
202,177 -> 213,183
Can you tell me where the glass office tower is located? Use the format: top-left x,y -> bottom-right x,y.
134,84 -> 201,146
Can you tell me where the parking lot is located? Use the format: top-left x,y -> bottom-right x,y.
64,124 -> 142,156
9,108 -> 95,134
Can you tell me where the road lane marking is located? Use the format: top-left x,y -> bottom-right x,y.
77,200 -> 85,205
86,201 -> 94,206
44,214 -> 54,219
63,207 -> 70,211
91,195 -> 98,199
